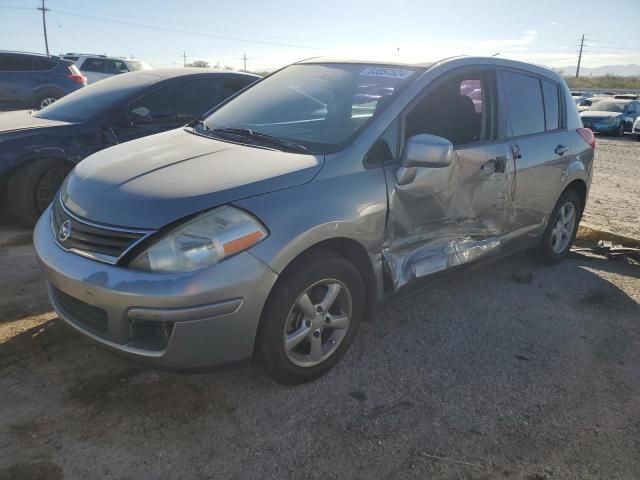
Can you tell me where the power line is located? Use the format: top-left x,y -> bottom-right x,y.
46,9 -> 324,50
46,0 -> 327,47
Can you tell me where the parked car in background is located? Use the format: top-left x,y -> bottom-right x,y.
571,91 -> 593,98
61,53 -> 152,83
34,57 -> 594,384
0,51 -> 86,110
576,96 -> 597,112
580,98 -> 640,136
633,116 -> 640,140
0,68 -> 258,225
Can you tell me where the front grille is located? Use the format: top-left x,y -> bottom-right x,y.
51,198 -> 150,264
51,286 -> 108,335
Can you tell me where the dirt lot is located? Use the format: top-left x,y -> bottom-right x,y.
582,136 -> 640,240
0,137 -> 639,480
0,250 -> 639,479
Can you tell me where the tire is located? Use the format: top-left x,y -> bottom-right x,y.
617,123 -> 625,137
256,249 -> 364,385
6,159 -> 72,227
31,89 -> 63,110
536,189 -> 582,264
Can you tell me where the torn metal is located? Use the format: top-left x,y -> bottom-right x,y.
382,144 -> 514,291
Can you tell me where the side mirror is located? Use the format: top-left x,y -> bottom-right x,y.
400,134 -> 454,168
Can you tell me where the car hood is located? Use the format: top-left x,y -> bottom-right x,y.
580,111 -> 621,119
62,128 -> 323,229
0,110 -> 74,134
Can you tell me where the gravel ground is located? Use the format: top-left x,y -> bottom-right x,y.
0,242 -> 639,480
582,136 -> 640,240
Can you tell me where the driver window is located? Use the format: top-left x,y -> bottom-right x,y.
404,70 -> 494,147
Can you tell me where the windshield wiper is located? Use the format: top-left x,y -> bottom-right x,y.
212,127 -> 310,154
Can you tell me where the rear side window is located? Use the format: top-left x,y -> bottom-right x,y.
541,80 -> 560,130
81,58 -> 106,73
33,58 -> 57,71
128,78 -> 226,123
0,54 -> 34,71
105,60 -> 128,74
501,70 -> 545,137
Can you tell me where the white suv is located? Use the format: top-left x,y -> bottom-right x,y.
60,54 -> 152,83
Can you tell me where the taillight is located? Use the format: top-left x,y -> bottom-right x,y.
577,127 -> 595,149
67,65 -> 87,85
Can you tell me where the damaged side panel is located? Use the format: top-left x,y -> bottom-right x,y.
382,142 -> 515,291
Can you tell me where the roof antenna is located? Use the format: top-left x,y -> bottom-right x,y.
492,52 -> 500,57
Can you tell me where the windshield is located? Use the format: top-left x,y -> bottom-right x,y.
32,72 -> 158,122
588,100 -> 628,113
201,63 -> 422,154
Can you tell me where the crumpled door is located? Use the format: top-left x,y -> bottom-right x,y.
382,141 -> 514,291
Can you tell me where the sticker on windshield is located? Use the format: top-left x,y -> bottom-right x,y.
360,67 -> 414,79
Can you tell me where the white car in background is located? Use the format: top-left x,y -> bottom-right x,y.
60,53 -> 152,83
633,116 -> 640,140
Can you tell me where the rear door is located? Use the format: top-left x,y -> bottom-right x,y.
383,66 -> 515,290
499,69 -> 571,235
0,53 -> 35,108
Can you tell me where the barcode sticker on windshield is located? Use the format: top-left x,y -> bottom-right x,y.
360,67 -> 414,79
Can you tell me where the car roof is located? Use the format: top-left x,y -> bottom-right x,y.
98,69 -> 259,87
139,68 -> 260,79
295,56 -> 563,82
0,50 -> 60,60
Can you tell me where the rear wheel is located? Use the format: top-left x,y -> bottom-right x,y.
31,89 -> 63,110
6,159 -> 72,227
257,249 -> 364,385
537,189 -> 582,264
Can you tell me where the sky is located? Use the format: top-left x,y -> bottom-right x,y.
1,0 -> 639,73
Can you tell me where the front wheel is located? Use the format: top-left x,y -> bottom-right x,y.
256,249 -> 364,385
6,158 -> 72,227
617,123 -> 625,137
537,189 -> 582,264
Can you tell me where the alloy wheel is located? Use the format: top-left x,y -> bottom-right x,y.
40,97 -> 57,109
550,202 -> 576,254
283,279 -> 352,368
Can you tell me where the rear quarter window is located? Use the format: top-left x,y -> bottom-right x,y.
501,70 -> 545,137
541,79 -> 561,130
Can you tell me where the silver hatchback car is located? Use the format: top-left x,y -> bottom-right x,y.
34,57 -> 595,384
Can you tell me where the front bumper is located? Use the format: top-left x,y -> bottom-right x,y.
34,207 -> 278,368
581,121 -> 619,134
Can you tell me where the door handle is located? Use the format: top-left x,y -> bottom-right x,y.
554,144 -> 569,156
481,156 -> 507,173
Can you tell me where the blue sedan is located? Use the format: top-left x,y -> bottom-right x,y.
0,69 -> 258,225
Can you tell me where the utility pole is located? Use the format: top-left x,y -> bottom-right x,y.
242,53 -> 247,72
576,34 -> 585,78
182,52 -> 188,67
37,0 -> 50,55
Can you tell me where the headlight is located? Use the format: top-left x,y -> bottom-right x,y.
129,206 -> 268,273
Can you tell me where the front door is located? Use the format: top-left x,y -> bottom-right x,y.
383,67 -> 514,290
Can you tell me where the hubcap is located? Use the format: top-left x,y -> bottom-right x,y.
550,202 -> 576,254
283,279 -> 352,368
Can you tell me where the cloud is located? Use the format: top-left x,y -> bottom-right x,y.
550,21 -> 558,27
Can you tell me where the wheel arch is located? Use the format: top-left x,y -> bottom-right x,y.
562,178 -> 588,216
257,236 -> 379,333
